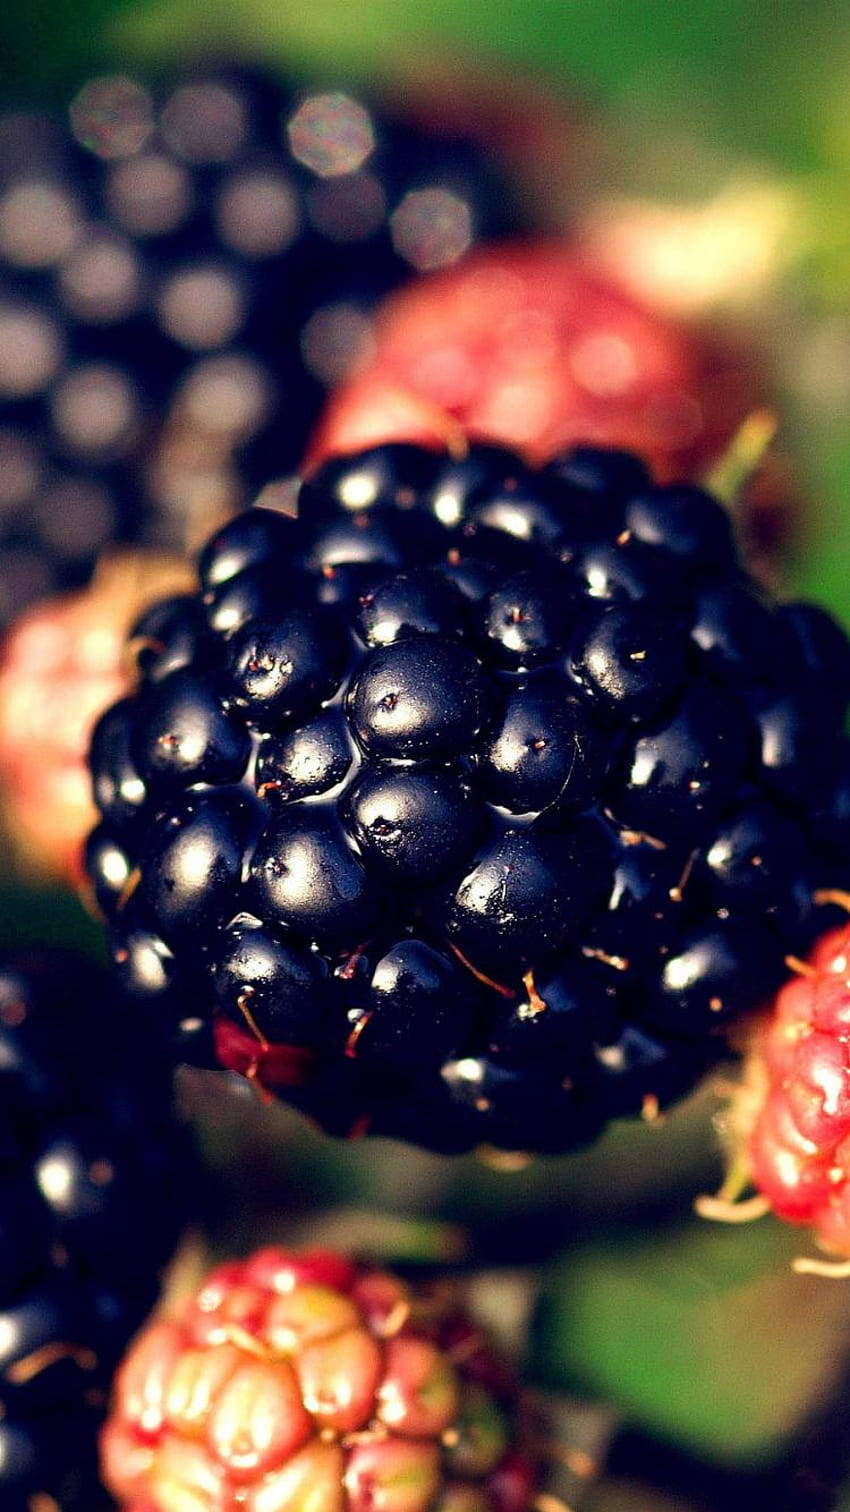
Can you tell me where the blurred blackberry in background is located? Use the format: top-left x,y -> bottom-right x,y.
0,950 -> 191,1506
0,67 -> 523,626
85,441 -> 850,1156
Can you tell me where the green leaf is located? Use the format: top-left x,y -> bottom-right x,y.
533,1214 -> 850,1468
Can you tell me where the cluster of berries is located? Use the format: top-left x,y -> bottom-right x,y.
0,952 -> 190,1506
101,1245 -> 534,1512
2,49 -> 849,1512
84,440 -> 850,1154
0,67 -> 519,626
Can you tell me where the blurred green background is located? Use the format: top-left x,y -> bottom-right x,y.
5,4 -> 850,1508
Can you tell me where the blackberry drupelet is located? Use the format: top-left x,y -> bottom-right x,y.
0,70 -> 520,625
101,1245 -> 536,1511
86,441 -> 850,1155
0,951 -> 190,1507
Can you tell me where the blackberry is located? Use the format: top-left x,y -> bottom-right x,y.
86,442 -> 850,1155
0,951 -> 191,1507
0,70 -> 522,626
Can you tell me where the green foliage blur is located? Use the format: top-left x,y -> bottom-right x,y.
3,0 -> 849,179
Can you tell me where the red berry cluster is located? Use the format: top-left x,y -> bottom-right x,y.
308,241 -> 764,480
749,917 -> 850,1255
101,1247 -> 535,1512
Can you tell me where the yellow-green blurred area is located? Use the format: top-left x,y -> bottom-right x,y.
5,3 -> 850,1507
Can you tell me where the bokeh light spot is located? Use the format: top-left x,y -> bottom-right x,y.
157,265 -> 246,351
106,153 -> 193,238
0,181 -> 81,268
69,75 -> 155,160
390,189 -> 473,271
301,304 -> 375,386
161,82 -> 249,164
0,305 -> 63,397
287,94 -> 375,178
216,170 -> 301,259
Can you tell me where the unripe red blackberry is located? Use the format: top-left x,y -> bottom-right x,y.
101,1246 -> 536,1512
307,243 -> 783,569
739,906 -> 850,1261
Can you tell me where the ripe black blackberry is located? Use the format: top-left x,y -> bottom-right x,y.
0,951 -> 190,1507
87,442 -> 850,1155
0,69 -> 521,626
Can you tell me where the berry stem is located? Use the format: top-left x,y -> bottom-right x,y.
694,1148 -> 769,1223
784,954 -> 818,980
791,1256 -> 850,1279
694,1192 -> 771,1224
703,407 -> 778,509
813,888 -> 850,914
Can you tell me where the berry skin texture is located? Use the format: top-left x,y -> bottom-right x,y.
100,1246 -> 535,1512
569,602 -> 687,722
746,920 -> 850,1256
86,441 -> 850,1155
